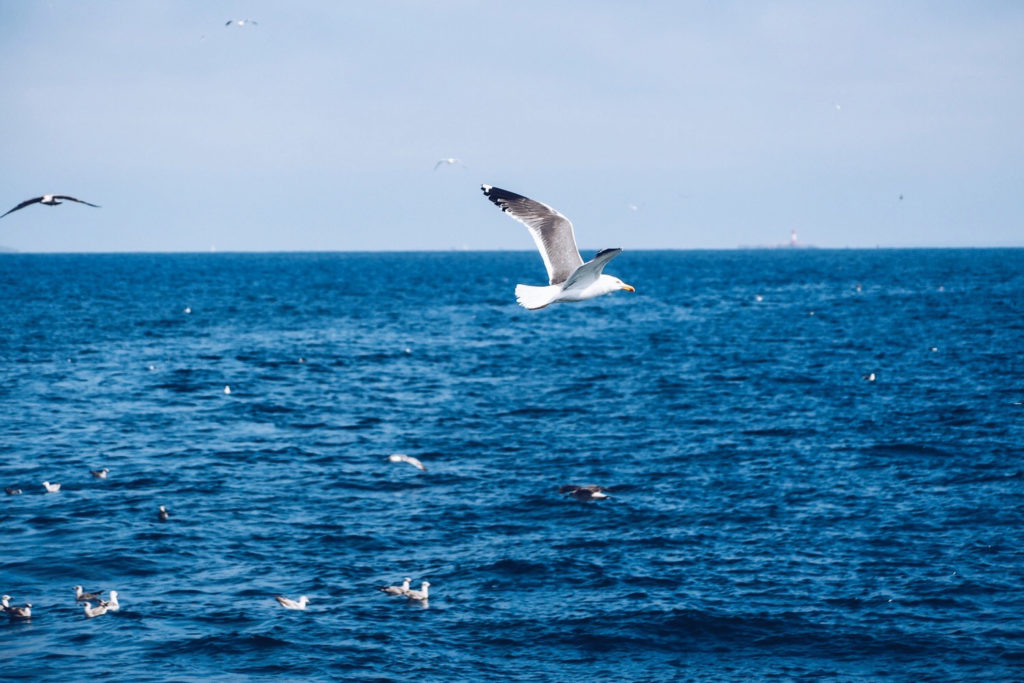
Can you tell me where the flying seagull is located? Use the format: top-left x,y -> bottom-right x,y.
481,185 -> 634,309
225,19 -> 258,27
433,157 -> 466,171
1,195 -> 100,220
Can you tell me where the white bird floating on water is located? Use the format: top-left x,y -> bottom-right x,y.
377,577 -> 412,596
75,585 -> 104,602
560,485 -> 610,501
388,453 -> 425,471
7,603 -> 31,620
864,373 -> 876,382
158,505 -> 170,521
275,595 -> 309,610
42,481 -> 61,493
0,194 -> 100,220
83,602 -> 108,618
91,468 -> 109,479
223,385 -> 232,395
481,185 -> 634,310
99,591 -> 120,612
405,581 -> 430,601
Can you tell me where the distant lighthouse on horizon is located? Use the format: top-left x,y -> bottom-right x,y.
790,229 -> 798,248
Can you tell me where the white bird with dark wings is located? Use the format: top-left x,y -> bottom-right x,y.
481,185 -> 634,310
1,194 -> 100,219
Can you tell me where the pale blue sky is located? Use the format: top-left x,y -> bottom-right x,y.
1,1 -> 1022,252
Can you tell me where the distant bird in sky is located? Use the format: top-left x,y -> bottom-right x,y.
388,453 -> 425,471
560,485 -> 610,501
433,157 -> 466,171
275,594 -> 309,610
1,195 -> 100,220
225,19 -> 258,27
481,185 -> 634,310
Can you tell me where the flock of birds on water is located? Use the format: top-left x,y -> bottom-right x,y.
2,454 -> 610,619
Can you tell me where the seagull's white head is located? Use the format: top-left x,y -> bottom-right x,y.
599,274 -> 635,295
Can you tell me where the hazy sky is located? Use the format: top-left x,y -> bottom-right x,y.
1,1 -> 1022,252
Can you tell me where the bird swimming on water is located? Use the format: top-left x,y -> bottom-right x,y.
7,603 -> 32,620
388,453 -> 425,471
405,581 -> 430,601
1,195 -> 100,219
91,468 -> 109,479
83,602 -> 108,618
377,577 -> 412,596
75,585 -> 104,602
42,481 -> 61,493
4,486 -> 21,495
481,185 -> 634,309
99,590 -> 120,612
275,595 -> 309,610
560,485 -> 610,501
158,505 -> 170,521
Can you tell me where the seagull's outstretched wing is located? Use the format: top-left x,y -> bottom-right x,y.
54,195 -> 101,208
482,185 -> 583,285
0,197 -> 44,219
562,248 -> 622,290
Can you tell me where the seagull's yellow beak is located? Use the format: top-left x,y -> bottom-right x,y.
621,283 -> 635,292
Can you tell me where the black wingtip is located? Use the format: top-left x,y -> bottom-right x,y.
481,185 -> 529,212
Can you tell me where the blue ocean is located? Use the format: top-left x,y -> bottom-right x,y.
1,249 -> 1022,681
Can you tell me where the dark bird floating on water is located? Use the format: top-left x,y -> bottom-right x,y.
561,485 -> 606,501
481,185 -> 634,310
560,485 -> 611,501
1,195 -> 100,220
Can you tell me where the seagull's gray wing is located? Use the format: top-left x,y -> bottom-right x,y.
482,185 -> 583,285
53,195 -> 100,208
0,197 -> 45,219
561,248 -> 622,290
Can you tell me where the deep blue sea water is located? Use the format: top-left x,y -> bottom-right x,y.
1,249 -> 1022,681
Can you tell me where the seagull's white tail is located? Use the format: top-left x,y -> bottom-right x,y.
515,284 -> 559,310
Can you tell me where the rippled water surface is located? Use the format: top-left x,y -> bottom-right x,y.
1,250 -> 1023,681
